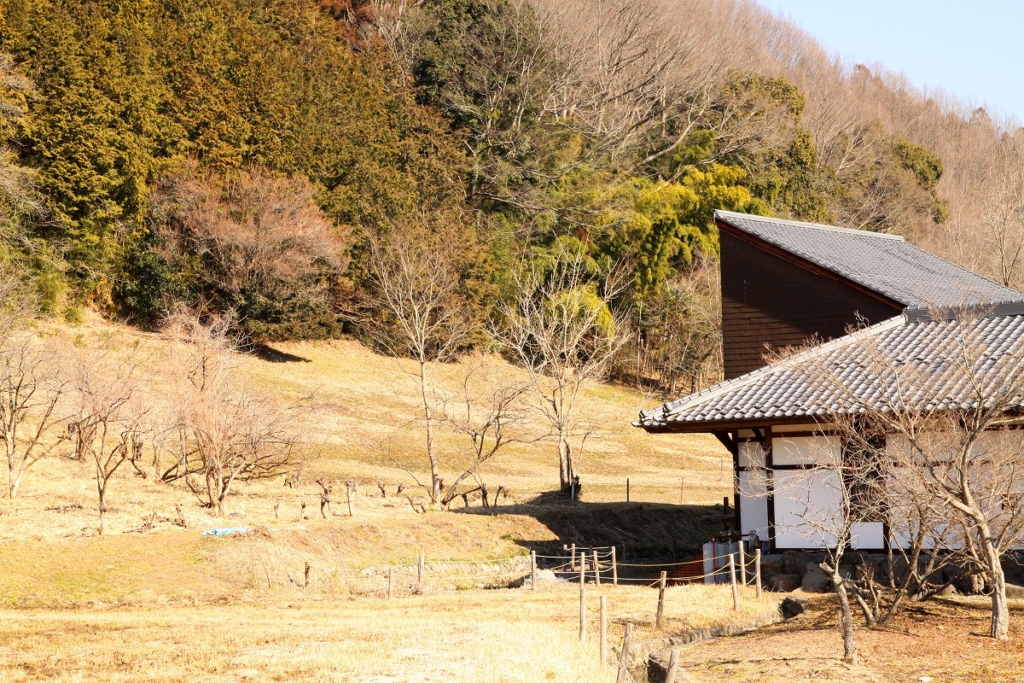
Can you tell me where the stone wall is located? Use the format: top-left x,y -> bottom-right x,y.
758,550 -> 1024,595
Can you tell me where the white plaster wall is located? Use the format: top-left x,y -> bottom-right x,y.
850,522 -> 885,550
738,470 -> 769,540
737,441 -> 764,468
773,469 -> 841,548
772,435 -> 841,466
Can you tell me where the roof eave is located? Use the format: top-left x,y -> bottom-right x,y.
635,414 -> 838,434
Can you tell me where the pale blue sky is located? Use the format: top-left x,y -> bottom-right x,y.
763,0 -> 1024,122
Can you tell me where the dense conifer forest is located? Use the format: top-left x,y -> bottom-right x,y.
0,0 -> 1020,394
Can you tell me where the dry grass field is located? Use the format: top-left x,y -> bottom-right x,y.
0,316 -> 729,545
0,584 -> 775,683
0,318 -> 750,682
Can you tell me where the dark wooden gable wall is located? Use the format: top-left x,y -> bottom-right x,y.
720,229 -> 902,379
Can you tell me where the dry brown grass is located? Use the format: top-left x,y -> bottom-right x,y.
0,583 -> 776,683
0,317 -> 744,681
0,315 -> 727,544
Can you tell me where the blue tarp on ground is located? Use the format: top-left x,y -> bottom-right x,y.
202,527 -> 251,537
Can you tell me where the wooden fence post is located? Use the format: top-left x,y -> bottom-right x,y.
531,551 -> 538,591
593,550 -> 601,586
755,548 -> 763,599
665,648 -> 680,683
599,595 -> 608,667
579,557 -> 586,587
615,623 -> 633,683
626,478 -> 630,502
739,542 -> 747,586
345,481 -> 354,517
418,554 -> 425,587
388,567 -> 393,599
679,476 -> 685,504
611,546 -> 618,585
729,554 -> 739,611
571,543 -> 576,571
579,587 -> 587,641
656,571 -> 667,629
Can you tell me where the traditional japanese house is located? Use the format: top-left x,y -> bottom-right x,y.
635,210 -> 1024,552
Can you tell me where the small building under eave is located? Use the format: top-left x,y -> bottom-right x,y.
635,210 -> 1024,552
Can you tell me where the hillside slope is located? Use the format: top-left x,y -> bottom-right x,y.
0,318 -> 729,605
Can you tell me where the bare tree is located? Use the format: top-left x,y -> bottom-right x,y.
0,52 -> 41,216
159,310 -> 303,516
67,345 -> 147,535
435,357 -> 533,506
979,147 -> 1024,290
151,159 -> 350,336
500,242 -> 629,491
800,312 -> 1024,640
0,277 -> 68,499
361,222 -> 476,503
765,436 -> 867,664
628,257 -> 722,395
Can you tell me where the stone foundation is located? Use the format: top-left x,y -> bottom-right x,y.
756,550 -> 1024,595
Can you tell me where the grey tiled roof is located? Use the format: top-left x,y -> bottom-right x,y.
716,211 -> 1024,309
636,313 -> 1024,431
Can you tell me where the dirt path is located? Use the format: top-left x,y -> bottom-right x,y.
672,596 -> 1024,683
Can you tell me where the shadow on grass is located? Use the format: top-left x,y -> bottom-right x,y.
247,343 -> 312,363
453,494 -> 728,563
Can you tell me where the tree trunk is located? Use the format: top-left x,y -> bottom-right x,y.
419,361 -> 441,503
986,542 -> 1010,639
557,426 -> 569,490
834,576 -> 858,664
97,485 -> 106,536
8,469 -> 20,500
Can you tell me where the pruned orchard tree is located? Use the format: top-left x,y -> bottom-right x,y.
765,433 -> 869,665
67,343 -> 148,535
500,240 -> 630,492
434,356 -> 533,507
0,276 -> 68,499
362,221 -> 477,503
766,424 -> 955,664
802,312 -> 1024,640
160,310 -> 303,516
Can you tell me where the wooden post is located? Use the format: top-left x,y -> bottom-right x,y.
755,548 -> 763,599
738,541 -> 747,586
571,543 -> 576,571
346,481 -> 354,516
729,554 -> 739,611
418,554 -> 425,586
579,557 -> 586,587
615,623 -> 633,683
599,595 -> 608,667
611,546 -> 618,585
665,648 -> 680,683
679,476 -> 684,504
656,571 -> 667,629
579,587 -> 587,641
531,551 -> 537,591
593,550 -> 601,586
626,478 -> 630,502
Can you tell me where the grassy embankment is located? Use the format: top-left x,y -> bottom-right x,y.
0,319 -> 753,683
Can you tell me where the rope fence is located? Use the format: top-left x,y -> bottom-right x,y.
255,544 -> 764,681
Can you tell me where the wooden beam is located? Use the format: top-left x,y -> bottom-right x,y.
712,430 -> 735,452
